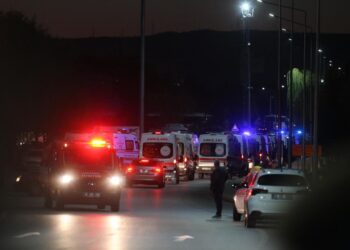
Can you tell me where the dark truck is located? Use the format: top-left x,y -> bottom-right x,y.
44,136 -> 123,211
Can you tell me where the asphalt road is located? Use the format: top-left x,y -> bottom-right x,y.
0,178 -> 283,250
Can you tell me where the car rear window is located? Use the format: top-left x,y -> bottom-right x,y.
257,174 -> 306,187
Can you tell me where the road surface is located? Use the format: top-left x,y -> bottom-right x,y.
0,178 -> 283,250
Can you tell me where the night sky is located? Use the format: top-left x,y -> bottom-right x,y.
1,0 -> 350,37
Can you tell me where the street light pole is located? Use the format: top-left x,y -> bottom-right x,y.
277,0 -> 282,168
240,2 -> 254,128
140,0 -> 145,135
288,0 -> 294,168
313,0 -> 321,185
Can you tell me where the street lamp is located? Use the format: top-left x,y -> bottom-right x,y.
240,2 -> 254,18
239,1 -> 254,129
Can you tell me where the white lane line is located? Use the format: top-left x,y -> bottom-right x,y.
174,235 -> 194,242
14,232 -> 41,239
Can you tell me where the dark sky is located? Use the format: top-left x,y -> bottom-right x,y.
1,0 -> 350,37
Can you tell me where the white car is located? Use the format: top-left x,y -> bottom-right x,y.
233,168 -> 309,228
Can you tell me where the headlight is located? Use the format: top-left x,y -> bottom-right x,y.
108,175 -> 124,186
58,174 -> 75,185
16,176 -> 21,183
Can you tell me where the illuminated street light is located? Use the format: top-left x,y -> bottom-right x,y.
256,0 -> 263,3
338,67 -> 342,70
281,85 -> 285,88
262,87 -> 266,90
269,13 -> 275,18
288,37 -> 293,42
320,78 -> 325,83
240,2 -> 254,18
318,48 -> 323,53
282,28 -> 287,32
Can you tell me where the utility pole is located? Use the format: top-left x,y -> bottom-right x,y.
313,0 -> 321,185
277,0 -> 282,168
288,0 -> 294,168
140,0 -> 145,135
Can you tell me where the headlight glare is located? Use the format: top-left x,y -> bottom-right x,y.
108,175 -> 124,186
59,174 -> 74,185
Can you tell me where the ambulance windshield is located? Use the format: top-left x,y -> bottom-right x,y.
143,143 -> 173,159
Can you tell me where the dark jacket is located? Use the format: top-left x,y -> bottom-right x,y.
210,167 -> 228,193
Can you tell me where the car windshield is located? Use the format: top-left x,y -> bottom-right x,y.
64,147 -> 113,170
200,143 -> 226,157
143,143 -> 173,159
257,174 -> 307,187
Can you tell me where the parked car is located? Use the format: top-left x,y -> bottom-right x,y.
233,168 -> 309,228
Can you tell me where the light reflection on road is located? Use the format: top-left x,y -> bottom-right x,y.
55,213 -> 126,250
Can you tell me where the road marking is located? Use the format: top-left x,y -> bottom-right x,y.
174,235 -> 194,242
14,232 -> 41,238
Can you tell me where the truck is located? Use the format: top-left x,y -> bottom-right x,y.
44,133 -> 123,211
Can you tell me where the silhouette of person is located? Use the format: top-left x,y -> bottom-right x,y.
210,160 -> 228,218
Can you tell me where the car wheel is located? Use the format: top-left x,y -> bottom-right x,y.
97,204 -> 106,210
175,171 -> 180,184
55,198 -> 65,210
244,210 -> 256,228
233,205 -> 241,221
188,170 -> 195,181
110,193 -> 121,212
158,180 -> 165,188
126,181 -> 133,188
44,195 -> 53,209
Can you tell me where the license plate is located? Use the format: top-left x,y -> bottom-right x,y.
139,169 -> 148,174
272,193 -> 292,200
83,192 -> 101,198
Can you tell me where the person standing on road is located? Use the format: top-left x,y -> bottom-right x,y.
210,160 -> 228,218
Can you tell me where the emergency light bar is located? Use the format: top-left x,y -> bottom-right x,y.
90,138 -> 108,148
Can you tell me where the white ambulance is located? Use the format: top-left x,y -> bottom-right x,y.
197,133 -> 233,178
171,132 -> 199,181
140,131 -> 180,184
92,126 -> 139,171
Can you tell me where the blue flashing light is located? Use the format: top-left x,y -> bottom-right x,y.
243,131 -> 251,136
280,130 -> 285,134
297,130 -> 302,135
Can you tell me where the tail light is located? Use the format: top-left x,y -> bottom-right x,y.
155,168 -> 162,173
252,188 -> 268,196
241,154 -> 244,160
173,159 -> 177,164
184,157 -> 188,163
259,153 -> 263,158
126,167 -> 133,173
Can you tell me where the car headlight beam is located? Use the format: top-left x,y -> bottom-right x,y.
108,175 -> 124,186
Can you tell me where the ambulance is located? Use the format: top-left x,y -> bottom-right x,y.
198,132 -> 246,178
171,132 -> 199,181
93,126 -> 139,171
140,131 -> 180,184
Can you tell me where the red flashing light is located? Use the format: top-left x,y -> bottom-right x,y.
173,159 -> 177,164
90,138 -> 107,148
241,154 -> 244,160
64,143 -> 68,148
126,167 -> 133,173
154,131 -> 162,135
184,157 -> 188,163
155,168 -> 162,173
140,159 -> 150,163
